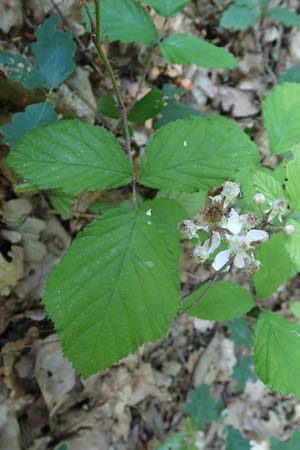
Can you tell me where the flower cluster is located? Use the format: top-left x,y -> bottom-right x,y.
178,182 -> 270,274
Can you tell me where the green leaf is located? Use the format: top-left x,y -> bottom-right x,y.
254,311 -> 300,395
286,149 -> 300,212
155,433 -> 187,450
290,301 -> 300,319
263,83 -> 300,154
101,0 -> 158,45
184,281 -> 255,321
279,67 -> 300,84
56,445 -> 68,450
141,0 -> 189,17
154,97 -> 203,129
220,4 -> 261,31
129,88 -> 164,123
267,7 -> 300,27
285,219 -> 300,271
271,432 -> 300,450
157,189 -> 207,217
254,233 -> 292,299
226,318 -> 253,347
32,17 -> 76,88
43,204 -> 181,376
0,102 -> 57,148
252,169 -> 285,205
49,191 -> 77,219
160,34 -> 237,69
7,119 -> 133,193
183,384 -> 223,431
0,50 -> 43,89
98,95 -> 120,119
232,356 -> 257,392
226,427 -> 250,450
139,115 -> 259,192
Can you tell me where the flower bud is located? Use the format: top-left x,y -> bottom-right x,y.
253,193 -> 266,205
284,224 -> 295,235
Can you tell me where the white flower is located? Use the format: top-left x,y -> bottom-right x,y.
222,181 -> 240,206
212,211 -> 269,271
178,220 -> 200,239
268,199 -> 288,222
193,232 -> 221,263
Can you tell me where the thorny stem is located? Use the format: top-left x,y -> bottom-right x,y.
85,1 -> 137,208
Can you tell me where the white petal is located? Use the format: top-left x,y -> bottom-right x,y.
223,208 -> 242,235
234,253 -> 245,269
212,249 -> 231,271
209,232 -> 221,253
246,229 -> 269,243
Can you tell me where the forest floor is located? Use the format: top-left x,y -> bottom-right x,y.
1,0 -> 300,449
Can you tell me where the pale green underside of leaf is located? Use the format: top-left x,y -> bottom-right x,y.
184,281 -> 255,321
221,4 -> 260,31
139,115 -> 259,192
263,83 -> 300,154
7,119 -> 133,193
43,202 -> 182,377
140,0 -> 189,17
254,233 -> 292,299
160,34 -> 237,69
101,0 -> 158,45
254,311 -> 300,395
267,7 -> 300,27
0,50 -> 43,89
285,219 -> 300,271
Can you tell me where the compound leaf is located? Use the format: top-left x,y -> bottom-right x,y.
184,281 -> 255,321
154,97 -> 203,129
140,0 -> 189,17
226,318 -> 253,347
7,119 -> 133,193
32,17 -> 76,88
1,102 -> 57,148
254,233 -> 292,299
139,115 -> 259,192
271,432 -> 300,450
43,204 -> 181,376
101,0 -> 158,45
184,384 -> 223,431
226,427 -> 250,450
0,50 -> 43,89
221,4 -> 260,31
286,148 -> 300,212
129,88 -> 164,123
160,34 -> 237,69
263,83 -> 300,154
285,219 -> 300,271
232,356 -> 257,392
254,311 -> 300,395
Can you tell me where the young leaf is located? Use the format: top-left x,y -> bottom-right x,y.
285,219 -> 300,271
154,97 -> 203,129
254,233 -> 292,299
98,95 -> 120,119
232,356 -> 257,392
286,149 -> 300,212
32,17 -> 76,88
263,83 -> 300,154
226,427 -> 250,450
226,318 -> 253,347
0,50 -> 43,89
0,102 -> 57,148
279,67 -> 300,84
140,0 -> 189,18
267,7 -> 300,27
7,120 -> 133,193
183,281 -> 255,321
221,4 -> 261,31
139,115 -> 259,192
271,432 -> 300,450
183,384 -> 223,431
129,88 -> 164,123
101,0 -> 158,45
43,205 -> 181,376
254,311 -> 300,395
161,34 -> 237,69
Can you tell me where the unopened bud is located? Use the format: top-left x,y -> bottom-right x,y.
253,193 -> 266,205
284,224 -> 295,235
